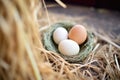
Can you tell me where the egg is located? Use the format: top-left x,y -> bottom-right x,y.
68,25 -> 87,45
58,39 -> 80,56
53,27 -> 68,44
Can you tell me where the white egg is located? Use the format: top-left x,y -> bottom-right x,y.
53,27 -> 68,44
58,39 -> 80,56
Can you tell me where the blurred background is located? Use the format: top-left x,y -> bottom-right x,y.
46,0 -> 120,11
43,0 -> 120,45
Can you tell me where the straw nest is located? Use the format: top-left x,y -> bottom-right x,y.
43,22 -> 96,63
0,0 -> 120,80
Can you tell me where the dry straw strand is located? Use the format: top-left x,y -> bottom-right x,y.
0,0 -> 44,80
55,0 -> 67,8
94,31 -> 120,49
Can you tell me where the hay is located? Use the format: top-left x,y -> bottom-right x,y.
0,0 -> 63,80
39,2 -> 120,79
0,0 -> 43,79
0,0 -> 120,80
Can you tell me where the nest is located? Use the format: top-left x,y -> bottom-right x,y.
43,22 -> 96,63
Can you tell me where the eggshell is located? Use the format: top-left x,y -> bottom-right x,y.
53,27 -> 68,44
58,39 -> 80,56
68,25 -> 87,45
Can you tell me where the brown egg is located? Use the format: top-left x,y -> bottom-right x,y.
68,25 -> 87,45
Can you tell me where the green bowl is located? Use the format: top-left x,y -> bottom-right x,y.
43,22 -> 96,63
